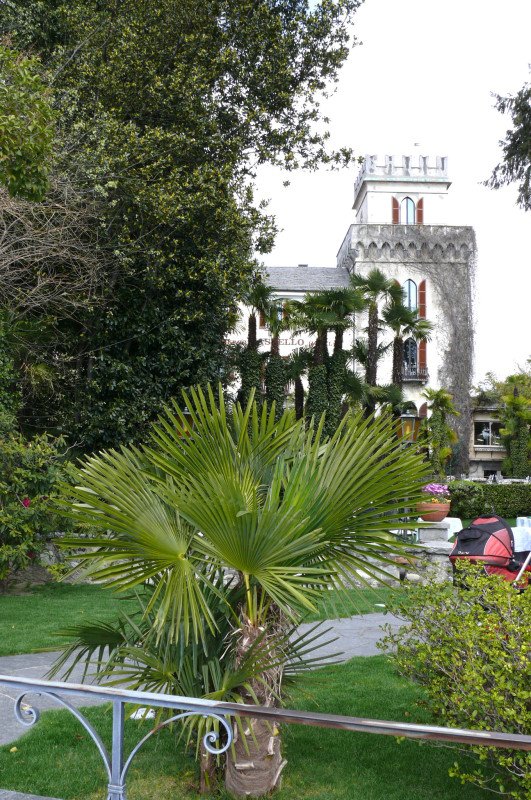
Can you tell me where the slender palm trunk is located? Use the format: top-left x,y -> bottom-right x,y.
248,313 -> 257,350
271,334 -> 279,356
294,376 -> 304,419
392,335 -> 403,390
366,303 -> 378,386
333,327 -> 343,354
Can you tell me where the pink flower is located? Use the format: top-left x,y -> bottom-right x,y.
22,497 -> 31,508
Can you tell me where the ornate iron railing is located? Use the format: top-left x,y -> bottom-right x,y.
1,675 -> 530,800
403,365 -> 429,382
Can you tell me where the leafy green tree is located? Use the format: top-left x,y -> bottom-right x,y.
57,385 -> 427,796
420,388 -> 459,479
0,45 -> 55,202
3,0 -> 362,449
474,363 -> 531,476
486,78 -> 531,210
499,388 -> 531,478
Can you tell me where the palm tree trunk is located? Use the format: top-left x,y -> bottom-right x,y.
225,618 -> 286,798
271,334 -> 279,357
248,313 -> 257,350
333,327 -> 343,354
294,376 -> 304,419
392,336 -> 403,389
366,303 -> 378,386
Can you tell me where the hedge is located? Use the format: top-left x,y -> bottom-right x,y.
449,480 -> 531,519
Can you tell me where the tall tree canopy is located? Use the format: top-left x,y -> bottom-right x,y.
1,0 -> 361,449
486,78 -> 531,211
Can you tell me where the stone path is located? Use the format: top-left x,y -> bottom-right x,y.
0,612 -> 401,800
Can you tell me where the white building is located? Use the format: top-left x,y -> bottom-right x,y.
231,154 -> 476,471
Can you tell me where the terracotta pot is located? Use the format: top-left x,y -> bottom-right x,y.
416,501 -> 450,522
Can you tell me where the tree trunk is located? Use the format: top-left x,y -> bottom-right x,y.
333,326 -> 343,354
294,376 -> 304,420
366,303 -> 378,386
248,313 -> 257,350
225,618 -> 286,798
271,334 -> 279,356
392,336 -> 403,390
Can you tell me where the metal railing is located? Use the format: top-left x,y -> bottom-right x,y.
403,365 -> 429,382
1,675 -> 530,800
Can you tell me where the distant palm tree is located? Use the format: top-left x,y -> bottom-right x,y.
351,269 -> 402,388
242,280 -> 274,351
239,278 -> 274,405
382,301 -> 433,390
315,287 -> 365,353
285,347 -> 312,419
264,303 -> 289,418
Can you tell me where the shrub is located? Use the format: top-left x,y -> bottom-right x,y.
0,428 -> 72,585
380,565 -> 531,799
449,480 -> 531,519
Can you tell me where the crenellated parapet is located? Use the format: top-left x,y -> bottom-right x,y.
353,154 -> 450,202
337,224 -> 475,270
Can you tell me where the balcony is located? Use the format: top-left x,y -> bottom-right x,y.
403,365 -> 429,383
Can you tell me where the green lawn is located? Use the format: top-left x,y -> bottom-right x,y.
0,656 -> 492,800
0,583 -> 401,657
0,583 -> 141,656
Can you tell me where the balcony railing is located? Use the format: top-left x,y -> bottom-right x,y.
1,675 -> 530,800
403,365 -> 429,382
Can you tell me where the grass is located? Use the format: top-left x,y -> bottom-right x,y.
0,583 -> 141,656
0,656 -> 493,800
0,583 -> 402,657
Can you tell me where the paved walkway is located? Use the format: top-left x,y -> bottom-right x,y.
0,612 -> 401,800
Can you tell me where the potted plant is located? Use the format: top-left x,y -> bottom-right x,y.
417,483 -> 451,522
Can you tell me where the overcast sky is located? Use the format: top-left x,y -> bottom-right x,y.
256,0 -> 530,385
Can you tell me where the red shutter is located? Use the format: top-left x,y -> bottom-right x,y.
419,339 -> 427,370
416,198 -> 424,224
392,197 -> 399,224
419,402 -> 428,418
418,279 -> 426,318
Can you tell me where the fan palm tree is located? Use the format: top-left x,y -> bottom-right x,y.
239,278 -> 274,406
350,269 -> 402,388
287,296 -> 336,424
315,287 -> 365,353
285,347 -> 312,420
264,303 -> 289,418
57,385 -> 427,797
382,301 -> 433,390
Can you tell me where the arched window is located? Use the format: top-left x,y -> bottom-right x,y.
402,279 -> 417,311
400,197 -> 416,224
403,338 -> 417,377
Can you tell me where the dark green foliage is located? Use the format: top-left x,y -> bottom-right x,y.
305,364 -> 328,425
420,389 -> 459,479
487,79 -> 531,211
449,480 -> 531,519
325,349 -> 347,437
0,46 -> 55,202
0,425 -> 73,584
380,565 -> 531,800
500,392 -> 531,478
240,348 -> 263,408
2,0 -> 361,450
265,353 -> 285,419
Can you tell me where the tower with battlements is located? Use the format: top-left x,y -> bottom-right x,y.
337,154 -> 475,473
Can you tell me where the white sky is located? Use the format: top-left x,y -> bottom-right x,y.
256,0 -> 530,384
